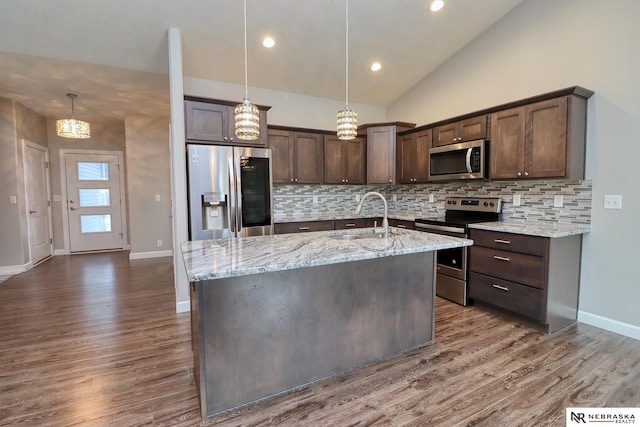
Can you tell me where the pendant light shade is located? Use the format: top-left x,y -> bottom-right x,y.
235,0 -> 260,141
337,0 -> 357,140
56,93 -> 91,139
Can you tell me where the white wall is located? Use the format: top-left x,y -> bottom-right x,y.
184,77 -> 387,130
389,0 -> 640,337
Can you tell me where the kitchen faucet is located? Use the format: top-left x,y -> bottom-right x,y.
354,192 -> 389,238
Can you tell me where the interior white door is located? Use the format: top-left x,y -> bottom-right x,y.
65,153 -> 124,252
24,142 -> 53,264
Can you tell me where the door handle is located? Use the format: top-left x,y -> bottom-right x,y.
29,210 -> 37,214
69,207 -> 77,211
465,148 -> 473,173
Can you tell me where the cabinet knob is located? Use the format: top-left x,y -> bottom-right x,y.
223,137 -> 228,141
290,178 -> 294,182
524,171 -> 529,177
345,179 -> 349,183
389,179 -> 392,183
294,178 -> 298,182
517,172 -> 522,177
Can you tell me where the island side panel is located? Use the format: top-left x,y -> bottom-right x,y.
196,252 -> 435,418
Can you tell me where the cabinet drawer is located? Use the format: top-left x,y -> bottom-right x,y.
470,246 -> 545,289
470,229 -> 546,256
274,221 -> 334,234
389,219 -> 415,230
469,272 -> 544,321
334,219 -> 367,230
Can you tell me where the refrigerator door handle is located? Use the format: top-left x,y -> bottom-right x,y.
235,154 -> 243,237
228,156 -> 237,237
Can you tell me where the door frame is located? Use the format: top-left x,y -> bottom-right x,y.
22,139 -> 54,266
59,148 -> 129,255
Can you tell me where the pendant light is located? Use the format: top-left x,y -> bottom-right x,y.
56,93 -> 91,139
337,0 -> 357,140
234,0 -> 260,141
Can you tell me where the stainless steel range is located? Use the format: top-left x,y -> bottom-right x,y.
415,196 -> 502,306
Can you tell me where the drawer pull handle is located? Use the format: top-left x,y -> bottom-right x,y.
494,239 -> 511,244
345,223 -> 356,227
397,225 -> 407,229
298,227 -> 310,231
493,255 -> 511,262
493,284 -> 510,292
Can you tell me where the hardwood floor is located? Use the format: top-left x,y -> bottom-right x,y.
1,252 -> 638,426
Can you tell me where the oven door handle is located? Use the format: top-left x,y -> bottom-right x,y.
465,148 -> 473,173
414,222 -> 466,235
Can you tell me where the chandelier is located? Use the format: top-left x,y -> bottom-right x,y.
337,0 -> 357,140
234,0 -> 260,140
56,93 -> 91,139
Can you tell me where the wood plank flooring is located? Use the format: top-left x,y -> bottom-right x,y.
1,251 -> 638,426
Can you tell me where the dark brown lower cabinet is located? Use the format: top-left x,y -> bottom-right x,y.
468,228 -> 583,333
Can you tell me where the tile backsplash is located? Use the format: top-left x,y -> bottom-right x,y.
273,179 -> 592,225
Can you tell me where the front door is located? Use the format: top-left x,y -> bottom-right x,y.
64,153 -> 125,252
24,141 -> 53,264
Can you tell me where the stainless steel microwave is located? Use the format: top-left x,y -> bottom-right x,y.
428,139 -> 488,181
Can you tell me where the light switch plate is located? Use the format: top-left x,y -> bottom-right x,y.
313,195 -> 318,203
553,195 -> 563,208
9,195 -> 17,204
604,195 -> 622,210
355,194 -> 360,202
512,195 -> 521,206
155,194 -> 161,202
428,194 -> 435,203
392,195 -> 397,202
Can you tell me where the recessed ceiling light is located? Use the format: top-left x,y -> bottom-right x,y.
430,0 -> 444,12
262,36 -> 275,48
370,62 -> 382,72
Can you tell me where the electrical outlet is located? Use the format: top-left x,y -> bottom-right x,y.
392,195 -> 397,202
604,195 -> 622,210
313,195 -> 319,203
428,194 -> 435,203
157,240 -> 162,247
155,194 -> 161,202
553,195 -> 563,208
512,195 -> 521,206
355,194 -> 360,202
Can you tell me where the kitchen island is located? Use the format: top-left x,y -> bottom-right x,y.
181,227 -> 472,419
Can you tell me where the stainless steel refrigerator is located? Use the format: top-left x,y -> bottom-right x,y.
187,144 -> 273,240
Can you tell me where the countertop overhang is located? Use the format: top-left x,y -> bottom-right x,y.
181,228 -> 472,282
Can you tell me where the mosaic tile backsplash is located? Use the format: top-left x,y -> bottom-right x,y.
273,179 -> 592,225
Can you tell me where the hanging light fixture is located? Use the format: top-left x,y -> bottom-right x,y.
56,93 -> 91,139
234,0 -> 260,141
337,0 -> 357,141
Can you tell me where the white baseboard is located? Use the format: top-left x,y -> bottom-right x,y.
54,249 -> 67,256
129,250 -> 174,260
578,310 -> 640,341
176,300 -> 190,313
0,263 -> 30,275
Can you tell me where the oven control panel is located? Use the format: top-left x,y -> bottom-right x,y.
444,197 -> 502,213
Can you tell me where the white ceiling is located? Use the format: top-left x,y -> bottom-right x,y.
0,0 -> 523,123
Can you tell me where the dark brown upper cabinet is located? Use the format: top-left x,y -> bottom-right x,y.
184,97 -> 268,147
268,128 -> 324,184
432,115 -> 488,147
323,134 -> 366,185
398,129 -> 431,184
490,95 -> 587,180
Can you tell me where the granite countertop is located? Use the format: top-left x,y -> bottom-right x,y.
181,227 -> 472,282
469,220 -> 590,238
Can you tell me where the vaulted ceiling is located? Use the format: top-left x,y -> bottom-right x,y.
0,0 -> 523,122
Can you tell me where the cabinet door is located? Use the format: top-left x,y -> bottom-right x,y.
293,132 -> 324,184
367,126 -> 396,184
432,123 -> 457,147
490,107 -> 526,179
414,129 -> 431,183
323,135 -> 345,184
268,129 -> 294,184
345,136 -> 366,184
525,97 -> 568,178
398,133 -> 418,184
459,115 -> 488,141
185,101 -> 230,142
